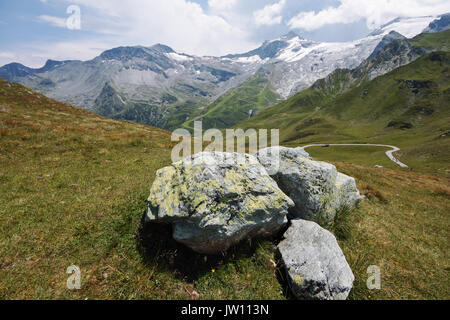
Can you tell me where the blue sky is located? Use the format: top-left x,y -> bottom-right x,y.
0,0 -> 449,67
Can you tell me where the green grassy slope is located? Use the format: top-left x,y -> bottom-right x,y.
238,50 -> 450,177
410,29 -> 450,49
0,79 -> 286,299
183,75 -> 282,131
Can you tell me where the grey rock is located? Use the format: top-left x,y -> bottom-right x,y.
146,152 -> 294,254
256,147 -> 361,224
278,219 -> 354,300
369,31 -> 407,59
255,146 -> 312,176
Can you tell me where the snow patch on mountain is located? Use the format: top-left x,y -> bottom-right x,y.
275,37 -> 319,62
271,34 -> 385,98
166,52 -> 193,62
235,55 -> 263,64
267,16 -> 438,97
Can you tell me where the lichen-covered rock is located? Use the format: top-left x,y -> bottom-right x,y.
278,219 -> 354,300
256,147 -> 361,225
255,146 -> 312,176
146,152 -> 294,254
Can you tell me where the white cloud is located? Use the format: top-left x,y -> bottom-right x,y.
5,0 -> 449,68
0,52 -> 21,67
31,40 -> 109,62
64,0 -> 257,56
37,15 -> 67,28
253,0 -> 286,26
208,0 -> 237,11
0,40 -> 110,68
0,52 -> 15,59
2,0 -> 261,67
288,0 -> 450,31
1,0 -> 262,68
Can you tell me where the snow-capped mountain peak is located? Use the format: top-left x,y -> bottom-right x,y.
274,37 -> 319,63
277,31 -> 303,41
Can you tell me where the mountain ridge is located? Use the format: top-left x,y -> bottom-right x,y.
0,14 -> 444,131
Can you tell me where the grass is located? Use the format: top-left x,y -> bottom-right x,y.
0,79 -> 285,300
303,144 -> 449,300
1,74 -> 449,299
329,162 -> 450,300
411,29 -> 450,50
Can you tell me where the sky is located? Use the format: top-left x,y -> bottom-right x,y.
0,0 -> 449,67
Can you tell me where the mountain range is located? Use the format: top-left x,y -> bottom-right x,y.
0,14 -> 447,131
237,28 -> 450,176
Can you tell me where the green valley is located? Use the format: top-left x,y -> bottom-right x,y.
183,75 -> 282,131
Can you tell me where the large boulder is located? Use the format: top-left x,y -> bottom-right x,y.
146,152 -> 294,254
278,219 -> 354,300
256,147 -> 361,225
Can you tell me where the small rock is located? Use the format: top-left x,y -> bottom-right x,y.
278,219 -> 354,300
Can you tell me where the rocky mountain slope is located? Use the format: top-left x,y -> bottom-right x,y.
0,15 -> 442,130
424,13 -> 450,33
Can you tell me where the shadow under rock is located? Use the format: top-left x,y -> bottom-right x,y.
136,211 -> 290,283
274,246 -> 297,300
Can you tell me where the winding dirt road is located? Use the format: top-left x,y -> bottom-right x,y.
301,144 -> 409,168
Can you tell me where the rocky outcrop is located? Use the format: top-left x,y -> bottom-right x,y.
424,13 -> 450,33
278,219 -> 354,300
369,31 -> 407,59
256,147 -> 361,225
146,152 -> 294,254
